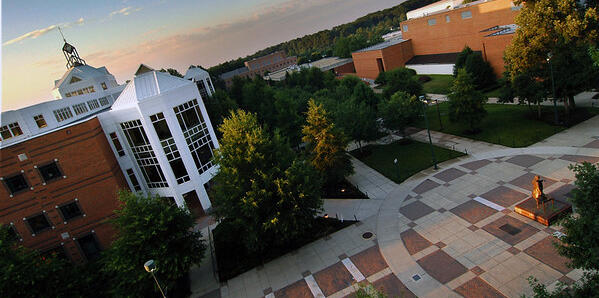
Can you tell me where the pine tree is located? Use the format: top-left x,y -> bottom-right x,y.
448,69 -> 488,133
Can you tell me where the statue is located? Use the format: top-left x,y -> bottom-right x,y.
532,175 -> 554,212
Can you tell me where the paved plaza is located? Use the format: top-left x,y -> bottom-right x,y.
193,114 -> 599,298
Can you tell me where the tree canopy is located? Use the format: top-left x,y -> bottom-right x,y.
378,91 -> 421,136
453,46 -> 496,89
448,69 -> 488,132
211,110 -> 323,254
102,191 -> 205,297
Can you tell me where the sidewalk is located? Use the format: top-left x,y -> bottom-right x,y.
408,128 -> 507,155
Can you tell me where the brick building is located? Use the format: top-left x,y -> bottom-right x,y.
0,39 -> 130,262
352,0 -> 519,79
0,117 -> 129,263
220,51 -> 297,87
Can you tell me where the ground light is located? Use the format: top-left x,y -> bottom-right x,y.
419,95 -> 438,170
144,259 -> 167,298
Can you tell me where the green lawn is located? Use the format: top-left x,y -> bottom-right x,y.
420,74 -> 454,94
417,102 -> 599,147
351,140 -> 465,183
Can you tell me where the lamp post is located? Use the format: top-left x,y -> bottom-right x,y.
546,53 -> 558,125
144,260 -> 167,298
394,158 -> 400,180
435,99 -> 443,130
419,96 -> 438,170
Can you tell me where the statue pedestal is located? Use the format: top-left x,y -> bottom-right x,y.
514,197 -> 572,226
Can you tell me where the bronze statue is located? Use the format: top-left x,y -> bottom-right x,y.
532,175 -> 554,211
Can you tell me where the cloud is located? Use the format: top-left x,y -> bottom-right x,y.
109,6 -> 142,17
3,17 -> 85,46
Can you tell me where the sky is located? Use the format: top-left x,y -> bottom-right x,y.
1,0 -> 403,111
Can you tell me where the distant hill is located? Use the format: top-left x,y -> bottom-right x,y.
208,0 -> 438,78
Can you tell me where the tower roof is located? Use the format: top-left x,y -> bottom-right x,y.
112,64 -> 192,110
53,65 -> 110,89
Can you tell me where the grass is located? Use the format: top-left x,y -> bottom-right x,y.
416,102 -> 599,147
420,74 -> 454,94
483,86 -> 502,98
350,139 -> 465,184
213,217 -> 357,281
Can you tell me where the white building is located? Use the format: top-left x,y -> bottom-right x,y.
1,40 -> 125,148
184,66 -> 216,99
98,64 -> 219,216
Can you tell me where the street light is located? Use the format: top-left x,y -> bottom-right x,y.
435,99 -> 443,130
144,260 -> 167,298
394,158 -> 400,180
419,95 -> 438,170
546,53 -> 558,125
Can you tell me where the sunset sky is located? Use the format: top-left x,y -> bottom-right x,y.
2,0 -> 402,111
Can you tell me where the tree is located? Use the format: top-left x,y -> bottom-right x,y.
381,68 -> 423,98
159,68 -> 183,78
504,0 -> 598,118
211,110 -> 323,254
102,191 -> 205,297
529,162 -> 599,297
0,225 -> 104,298
448,69 -> 488,133
336,97 -> 380,152
512,72 -> 545,119
453,46 -> 496,89
204,90 -> 238,130
302,100 -> 353,184
378,91 -> 421,136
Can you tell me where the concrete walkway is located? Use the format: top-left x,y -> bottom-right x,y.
409,128 -> 507,155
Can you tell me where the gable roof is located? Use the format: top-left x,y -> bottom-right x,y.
135,64 -> 155,76
184,67 -> 210,80
53,65 -> 111,89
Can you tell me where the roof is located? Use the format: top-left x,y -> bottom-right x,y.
219,66 -> 249,80
405,51 -> 481,65
353,38 -> 408,53
112,66 -> 192,109
301,57 -> 353,71
53,65 -> 110,89
184,67 -> 210,80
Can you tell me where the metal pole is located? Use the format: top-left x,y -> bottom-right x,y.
548,57 -> 558,125
420,96 -> 438,170
435,99 -> 443,130
151,271 -> 167,298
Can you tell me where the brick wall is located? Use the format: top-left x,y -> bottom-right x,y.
401,0 -> 518,75
0,117 -> 129,263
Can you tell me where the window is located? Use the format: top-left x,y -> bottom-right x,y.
7,225 -> 21,242
174,99 -> 215,174
3,173 -> 29,195
446,15 -> 450,22
9,123 -> 23,137
151,112 -> 190,184
428,18 -> 437,25
109,132 -> 125,156
65,93 -> 72,98
25,213 -> 51,235
77,233 -> 101,261
402,24 -> 408,32
53,107 -> 73,122
72,103 -> 89,115
1,122 -> 23,140
87,99 -> 100,110
0,125 -> 11,139
174,99 -> 205,131
126,169 -> 142,191
58,201 -> 83,222
461,11 -> 472,19
98,97 -> 109,106
38,162 -> 63,183
196,80 -> 208,99
34,115 -> 47,128
207,79 -> 215,93
121,120 -> 168,188
101,82 -> 108,90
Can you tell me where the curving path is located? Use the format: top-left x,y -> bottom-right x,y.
376,145 -> 599,297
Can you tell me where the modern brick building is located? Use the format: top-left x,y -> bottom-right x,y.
352,0 -> 519,79
220,51 -> 297,87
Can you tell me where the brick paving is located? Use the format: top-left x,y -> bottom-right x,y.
480,186 -> 528,208
417,249 -> 468,284
313,262 -> 355,296
454,277 -> 507,298
450,200 -> 498,224
273,279 -> 313,298
524,237 -> 572,274
482,215 -> 540,246
400,229 -> 432,255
